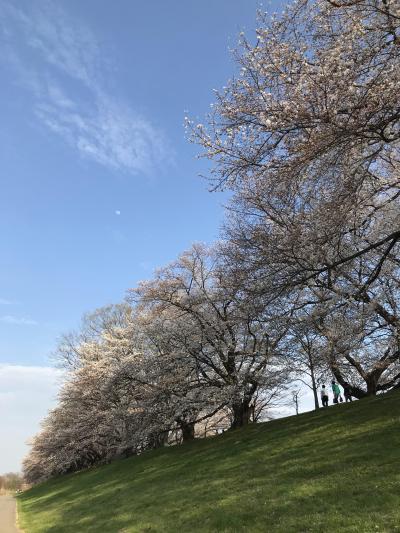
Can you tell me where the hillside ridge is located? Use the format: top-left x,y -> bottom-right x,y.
19,391 -> 400,532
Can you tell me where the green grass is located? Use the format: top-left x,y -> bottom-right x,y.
18,391 -> 400,532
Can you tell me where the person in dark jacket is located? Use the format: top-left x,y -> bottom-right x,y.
343,384 -> 353,402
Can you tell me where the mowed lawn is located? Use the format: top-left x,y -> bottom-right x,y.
18,391 -> 400,532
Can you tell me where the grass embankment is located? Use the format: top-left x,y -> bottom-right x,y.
19,391 -> 400,532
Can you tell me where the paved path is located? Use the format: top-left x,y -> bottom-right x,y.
0,495 -> 20,533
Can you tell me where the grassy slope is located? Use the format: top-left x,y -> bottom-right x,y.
19,391 -> 400,533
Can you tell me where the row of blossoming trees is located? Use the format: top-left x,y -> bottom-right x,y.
24,0 -> 400,484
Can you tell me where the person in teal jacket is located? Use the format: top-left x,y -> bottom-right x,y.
331,380 -> 341,404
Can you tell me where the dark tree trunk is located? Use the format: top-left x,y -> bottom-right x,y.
150,431 -> 169,449
312,384 -> 319,410
366,375 -> 378,396
122,446 -> 137,458
230,399 -> 252,429
304,345 -> 320,410
330,365 -> 367,399
180,421 -> 195,443
309,359 -> 320,410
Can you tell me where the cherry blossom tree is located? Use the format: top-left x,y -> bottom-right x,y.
284,322 -> 328,409
190,0 -> 400,394
190,0 -> 400,285
308,252 -> 400,396
132,244 -> 289,429
24,307 -> 147,483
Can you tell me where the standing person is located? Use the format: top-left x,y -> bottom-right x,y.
320,384 -> 329,407
343,384 -> 353,403
331,380 -> 341,404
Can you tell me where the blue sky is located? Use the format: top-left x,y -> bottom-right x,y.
0,0 -> 273,366
1,0 -> 306,471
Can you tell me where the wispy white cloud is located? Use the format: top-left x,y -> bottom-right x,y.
0,315 -> 38,326
35,88 -> 169,175
0,364 -> 63,471
0,298 -> 14,305
0,1 -> 170,175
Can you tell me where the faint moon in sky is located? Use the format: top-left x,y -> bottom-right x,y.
115,210 -> 121,215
